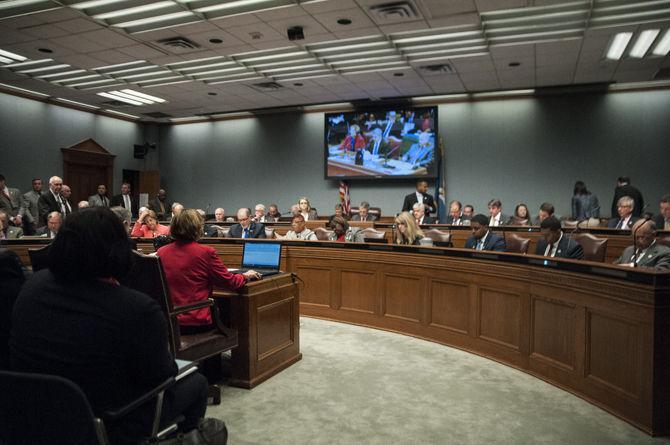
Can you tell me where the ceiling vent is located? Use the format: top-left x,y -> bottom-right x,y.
419,64 -> 455,74
156,37 -> 201,53
367,1 -> 422,24
251,81 -> 283,92
143,111 -> 173,118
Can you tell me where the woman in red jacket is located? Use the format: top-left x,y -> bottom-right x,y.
157,209 -> 260,333
131,209 -> 170,238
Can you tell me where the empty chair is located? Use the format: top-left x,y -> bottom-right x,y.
422,228 -> 452,247
572,233 -> 608,262
359,227 -> 387,243
0,369 -> 176,445
505,233 -> 531,254
264,227 -> 275,239
314,227 -> 333,241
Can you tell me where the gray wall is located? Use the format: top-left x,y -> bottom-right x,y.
0,91 -> 157,196
159,89 -> 670,219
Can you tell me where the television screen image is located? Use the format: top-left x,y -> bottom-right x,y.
325,107 -> 438,179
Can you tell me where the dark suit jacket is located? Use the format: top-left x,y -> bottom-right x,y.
607,216 -> 640,229
402,192 -> 435,216
148,197 -> 172,220
653,214 -> 668,230
611,184 -> 644,218
445,214 -> 463,225
37,191 -> 61,226
0,248 -> 25,368
227,222 -> 266,239
110,194 -> 139,218
465,231 -> 506,252
535,235 -> 584,259
34,226 -> 56,238
203,224 -> 219,237
614,242 -> 670,269
417,216 -> 436,225
351,214 -> 377,222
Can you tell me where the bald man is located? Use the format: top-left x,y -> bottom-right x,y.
37,176 -> 64,227
614,220 -> 670,269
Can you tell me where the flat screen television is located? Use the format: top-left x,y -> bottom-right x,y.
324,106 -> 438,179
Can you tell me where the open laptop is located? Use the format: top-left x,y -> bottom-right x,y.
237,241 -> 282,277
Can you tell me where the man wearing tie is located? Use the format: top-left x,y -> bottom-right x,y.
60,185 -> 73,216
402,180 -> 435,216
413,203 -> 435,225
227,208 -> 266,239
88,184 -> 110,208
614,219 -> 670,269
445,200 -> 463,225
110,182 -> 138,218
37,176 -> 65,227
464,214 -> 506,252
351,201 -> 377,222
488,199 -> 509,227
653,195 -> 670,231
535,216 -> 584,259
35,211 -> 62,238
608,196 -> 639,229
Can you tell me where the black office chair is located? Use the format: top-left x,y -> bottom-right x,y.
0,369 -> 177,445
28,244 -> 51,272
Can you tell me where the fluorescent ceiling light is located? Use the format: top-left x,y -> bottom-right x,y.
629,29 -> 660,58
68,78 -> 122,87
0,49 -> 26,62
70,0 -> 127,9
329,55 -> 402,66
54,97 -> 99,109
105,65 -> 160,75
606,32 -> 633,60
235,51 -> 308,62
93,1 -> 174,20
303,102 -> 352,111
118,70 -> 173,80
249,58 -> 317,68
93,60 -> 146,70
36,69 -> 87,79
137,75 -> 185,84
471,89 -> 535,98
104,109 -> 140,119
412,94 -> 468,102
193,0 -> 276,13
406,46 -> 488,57
312,41 -> 390,53
107,90 -> 154,104
4,58 -> 53,68
0,82 -> 49,97
168,56 -> 224,66
81,82 -> 127,90
17,64 -> 71,74
114,11 -> 194,28
338,61 -> 407,71
393,30 -> 482,44
400,38 -> 487,52
144,79 -> 194,87
0,56 -> 12,64
176,61 -> 237,72
56,74 -> 103,83
652,29 -> 670,56
0,0 -> 47,9
169,116 -> 208,122
609,80 -> 670,91
278,74 -> 337,82
260,63 -> 325,73
272,69 -> 332,79
97,91 -> 144,105
343,66 -> 412,76
190,67 -> 247,76
483,9 -> 588,26
322,49 -> 397,60
206,76 -> 265,85
120,89 -> 166,103
410,52 -> 489,63
198,72 -> 263,81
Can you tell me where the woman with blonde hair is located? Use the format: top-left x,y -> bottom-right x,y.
131,209 -> 170,238
395,211 -> 425,245
298,196 -> 319,221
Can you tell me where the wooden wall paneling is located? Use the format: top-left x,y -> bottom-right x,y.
530,296 -> 576,371
294,262 -> 331,308
428,278 -> 471,335
382,273 -> 424,323
477,286 -> 523,352
340,269 -> 377,314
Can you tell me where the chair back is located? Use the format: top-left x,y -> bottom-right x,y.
359,228 -> 386,243
28,244 -> 51,271
423,228 -> 452,244
264,227 -> 275,239
120,251 -> 178,355
0,370 -> 107,445
506,234 -> 531,254
573,233 -> 608,262
314,227 -> 333,241
219,227 -> 230,237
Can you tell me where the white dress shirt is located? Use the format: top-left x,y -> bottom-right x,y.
543,232 -> 563,257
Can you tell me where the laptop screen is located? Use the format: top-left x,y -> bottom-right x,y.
242,242 -> 282,269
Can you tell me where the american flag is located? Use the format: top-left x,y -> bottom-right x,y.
339,180 -> 350,214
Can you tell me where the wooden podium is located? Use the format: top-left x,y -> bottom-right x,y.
213,273 -> 301,389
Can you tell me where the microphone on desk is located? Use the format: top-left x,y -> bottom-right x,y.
632,215 -> 652,268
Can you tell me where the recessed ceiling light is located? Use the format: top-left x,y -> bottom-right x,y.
293,82 -> 303,86
606,32 -> 633,60
393,72 -> 404,77
629,29 -> 660,58
208,92 -> 218,95
209,38 -> 223,44
508,61 -> 521,67
38,48 -> 53,53
337,18 -> 352,25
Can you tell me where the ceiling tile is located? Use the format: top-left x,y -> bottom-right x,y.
51,34 -> 107,53
475,0 -> 529,13
225,22 -> 287,44
302,0 -> 358,14
20,24 -> 71,39
53,18 -> 103,34
451,54 -> 496,73
420,0 -> 477,17
78,29 -> 137,50
266,14 -> 330,37
117,44 -> 168,59
427,12 -> 480,28
313,7 -> 377,32
254,5 -> 309,21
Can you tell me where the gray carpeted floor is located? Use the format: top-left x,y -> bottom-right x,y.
208,317 -> 670,445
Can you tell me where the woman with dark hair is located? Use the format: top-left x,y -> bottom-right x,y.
9,207 -> 208,443
157,209 -> 260,333
509,203 -> 531,226
571,181 -> 600,220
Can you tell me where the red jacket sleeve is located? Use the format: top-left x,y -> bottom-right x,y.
207,247 -> 246,291
131,221 -> 145,237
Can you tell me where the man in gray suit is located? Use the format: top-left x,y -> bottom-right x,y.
0,210 -> 23,239
614,219 -> 670,270
0,174 -> 25,229
22,178 -> 42,233
88,184 -> 110,208
351,201 -> 377,222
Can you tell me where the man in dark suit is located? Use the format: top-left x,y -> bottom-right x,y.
60,185 -> 74,216
351,201 -> 377,222
37,176 -> 65,227
88,184 -> 110,208
35,211 -> 61,238
413,203 -> 436,225
487,199 -> 509,227
611,176 -> 644,218
0,247 -> 25,368
535,216 -> 584,259
652,195 -> 670,231
445,200 -> 463,225
110,182 -> 138,218
608,196 -> 639,229
227,208 -> 266,239
148,189 -> 172,220
465,214 -> 506,252
614,220 -> 670,269
402,180 -> 435,216
0,174 -> 25,229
